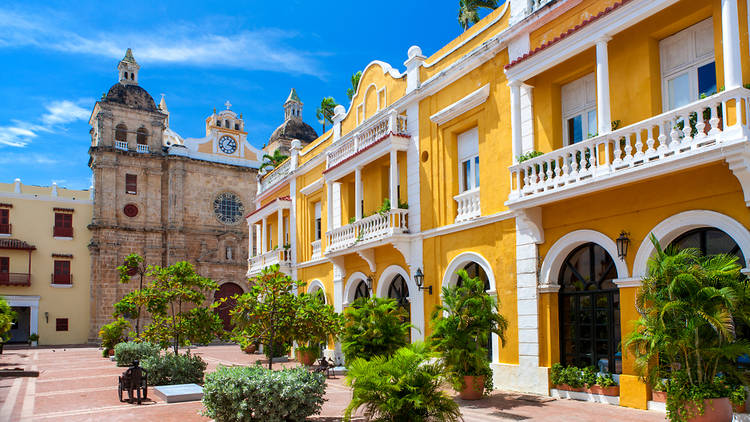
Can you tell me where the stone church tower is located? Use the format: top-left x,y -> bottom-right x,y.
263,89 -> 318,156
87,50 -> 260,341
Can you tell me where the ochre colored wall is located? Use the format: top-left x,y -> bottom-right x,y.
341,63 -> 406,137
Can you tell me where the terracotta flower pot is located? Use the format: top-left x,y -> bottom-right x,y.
652,391 -> 667,402
587,385 -> 620,396
242,344 -> 257,354
557,384 -> 584,393
733,402 -> 746,413
459,375 -> 485,400
296,349 -> 318,366
682,398 -> 732,422
108,349 -> 115,357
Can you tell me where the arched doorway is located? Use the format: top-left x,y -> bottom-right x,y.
387,275 -> 411,342
214,282 -> 244,331
559,243 -> 620,373
457,262 -> 493,359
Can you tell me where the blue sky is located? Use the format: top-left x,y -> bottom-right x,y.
0,1 -> 498,190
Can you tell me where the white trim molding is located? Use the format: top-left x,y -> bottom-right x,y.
306,279 -> 326,304
376,264 -> 424,341
632,210 -> 750,278
2,295 -> 40,340
342,271 -> 369,307
430,84 -> 490,125
299,177 -> 324,196
539,229 -> 629,289
613,277 -> 642,289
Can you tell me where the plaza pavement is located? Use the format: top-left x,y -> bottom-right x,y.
0,345 -> 666,421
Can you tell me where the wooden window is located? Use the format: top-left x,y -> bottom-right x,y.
53,260 -> 71,284
0,209 -> 9,234
0,257 -> 6,285
660,18 -> 715,111
136,127 -> 148,145
314,202 -> 322,241
53,213 -> 73,238
115,124 -> 128,142
457,128 -> 480,192
125,174 -> 137,195
561,73 -> 597,145
55,318 -> 69,332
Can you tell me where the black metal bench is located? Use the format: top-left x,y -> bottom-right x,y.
118,360 -> 148,404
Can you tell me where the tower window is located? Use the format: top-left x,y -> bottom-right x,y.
131,72 -> 134,80
225,120 -> 229,128
234,123 -> 239,130
115,124 -> 128,143
125,174 -> 137,194
216,120 -> 220,126
136,127 -> 148,145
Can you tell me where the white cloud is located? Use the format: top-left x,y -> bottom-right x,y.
0,99 -> 91,147
0,9 -> 326,77
0,153 -> 59,165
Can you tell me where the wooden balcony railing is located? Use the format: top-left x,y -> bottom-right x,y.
53,226 -> 73,238
0,272 -> 31,286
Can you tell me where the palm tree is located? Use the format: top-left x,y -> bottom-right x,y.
458,0 -> 498,31
316,97 -> 338,133
261,149 -> 288,171
347,71 -> 362,101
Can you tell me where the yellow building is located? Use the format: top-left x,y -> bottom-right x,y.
249,0 -> 750,410
0,179 -> 92,345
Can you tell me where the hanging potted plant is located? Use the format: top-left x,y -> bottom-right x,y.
430,269 -> 508,400
625,235 -> 750,422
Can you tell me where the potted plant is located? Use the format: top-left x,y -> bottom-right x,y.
730,385 -> 746,414
98,317 -> 131,357
293,289 -> 343,366
430,269 -> 508,400
625,236 -> 750,422
652,379 -> 668,403
589,372 -> 619,396
240,339 -> 257,354
28,333 -> 39,347
0,297 -> 16,355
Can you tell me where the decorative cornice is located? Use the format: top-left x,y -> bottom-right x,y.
299,178 -> 324,196
613,277 -> 642,288
538,284 -> 560,293
429,84 -> 490,125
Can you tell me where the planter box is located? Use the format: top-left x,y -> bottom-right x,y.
733,402 -> 746,414
652,391 -> 667,403
556,384 -> 585,393
586,385 -> 619,396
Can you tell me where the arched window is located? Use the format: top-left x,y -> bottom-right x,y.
234,123 -> 239,130
115,124 -> 128,142
131,72 -> 135,80
387,275 -> 411,342
559,242 -> 620,373
353,280 -> 369,300
671,227 -> 745,264
136,127 -> 148,145
225,120 -> 230,128
457,262 -> 492,359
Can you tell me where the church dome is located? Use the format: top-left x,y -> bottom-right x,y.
104,82 -> 158,112
269,118 -> 318,145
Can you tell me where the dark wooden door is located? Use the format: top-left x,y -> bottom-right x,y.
214,282 -> 244,331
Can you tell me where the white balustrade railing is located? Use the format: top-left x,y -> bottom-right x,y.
259,159 -> 292,193
136,144 -> 149,153
326,208 -> 408,252
326,111 -> 409,169
311,239 -> 322,259
115,141 -> 128,151
454,189 -> 481,222
509,87 -> 750,203
248,248 -> 292,273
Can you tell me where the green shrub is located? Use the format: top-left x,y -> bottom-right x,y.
344,343 -> 461,422
550,363 -> 564,386
581,366 -> 597,388
341,297 -> 411,363
596,373 -> 617,387
142,352 -> 206,385
665,371 -> 736,422
98,317 -> 131,357
114,341 -> 160,367
0,297 -> 15,343
730,385 -> 746,406
561,366 -> 583,388
202,365 -> 325,422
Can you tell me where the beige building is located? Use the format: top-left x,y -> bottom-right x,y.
0,179 -> 93,345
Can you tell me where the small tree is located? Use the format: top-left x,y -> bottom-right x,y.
293,290 -> 344,357
231,265 -> 299,369
0,297 -> 16,343
115,254 -> 152,336
341,297 -> 411,363
140,261 -> 224,354
346,71 -> 362,101
429,269 -> 508,394
316,97 -> 338,132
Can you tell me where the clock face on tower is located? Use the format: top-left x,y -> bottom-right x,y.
218,135 -> 237,154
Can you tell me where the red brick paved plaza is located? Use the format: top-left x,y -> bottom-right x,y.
0,345 -> 666,421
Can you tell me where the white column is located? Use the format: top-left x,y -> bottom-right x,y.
248,222 -> 254,256
255,224 -> 261,255
355,167 -> 363,221
509,80 -> 523,163
277,208 -> 283,250
261,217 -> 267,253
389,149 -> 398,209
326,181 -> 333,232
596,37 -> 612,135
722,0 -> 743,89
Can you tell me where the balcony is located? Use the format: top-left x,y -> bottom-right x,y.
53,226 -> 73,238
0,272 -> 31,286
115,140 -> 128,151
454,189 -> 481,223
325,111 -> 409,176
326,208 -> 408,254
310,239 -> 322,260
247,248 -> 292,277
0,223 -> 10,235
51,273 -> 72,285
259,159 -> 292,194
507,87 -> 750,208
136,144 -> 149,153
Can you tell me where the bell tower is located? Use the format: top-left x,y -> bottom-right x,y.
118,48 -> 140,86
284,88 -> 303,121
